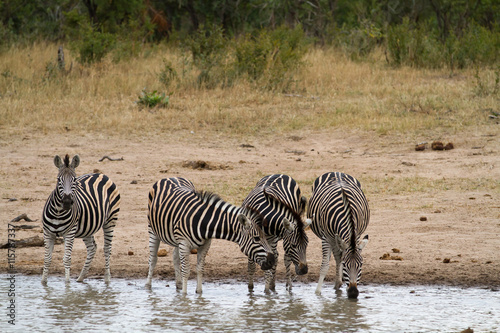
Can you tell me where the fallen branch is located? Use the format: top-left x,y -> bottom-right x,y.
0,236 -> 63,249
99,156 -> 124,162
12,225 -> 40,231
11,213 -> 37,222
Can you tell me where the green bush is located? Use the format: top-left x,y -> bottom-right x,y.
136,88 -> 169,108
184,23 -> 229,88
234,25 -> 308,91
336,20 -> 383,60
70,24 -> 116,65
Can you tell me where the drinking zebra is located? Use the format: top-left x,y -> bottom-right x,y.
146,177 -> 275,294
307,172 -> 369,299
41,154 -> 120,284
242,174 -> 309,292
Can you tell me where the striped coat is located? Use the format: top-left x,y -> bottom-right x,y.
41,155 -> 120,284
307,172 -> 369,298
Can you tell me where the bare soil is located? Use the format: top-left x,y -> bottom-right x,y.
1,130 -> 499,289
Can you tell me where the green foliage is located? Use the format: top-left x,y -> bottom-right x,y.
70,23 -> 116,64
336,20 -> 383,60
184,23 -> 229,87
386,18 -> 499,69
234,25 -> 308,90
136,88 -> 169,108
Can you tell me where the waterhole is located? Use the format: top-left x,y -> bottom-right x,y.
1,274 -> 498,332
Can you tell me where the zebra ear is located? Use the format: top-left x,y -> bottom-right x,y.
237,214 -> 251,230
358,235 -> 369,251
54,155 -> 63,168
70,155 -> 80,169
283,218 -> 295,232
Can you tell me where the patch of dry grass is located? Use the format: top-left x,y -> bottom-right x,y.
0,43 -> 497,139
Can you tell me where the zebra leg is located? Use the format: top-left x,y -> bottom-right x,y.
62,235 -> 76,283
333,246 -> 344,290
316,239 -> 332,295
41,232 -> 55,285
173,247 -> 182,290
145,229 -> 160,288
195,239 -> 211,294
284,253 -> 293,292
102,219 -> 117,283
77,236 -> 97,282
247,259 -> 256,292
178,242 -> 192,294
264,242 -> 278,293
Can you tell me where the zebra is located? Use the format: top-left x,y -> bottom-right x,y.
242,174 -> 309,292
146,177 -> 276,294
307,172 -> 369,299
41,154 -> 120,284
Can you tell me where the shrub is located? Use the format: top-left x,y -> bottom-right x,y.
234,25 -> 308,91
136,88 -> 169,108
184,23 -> 229,88
70,24 -> 116,65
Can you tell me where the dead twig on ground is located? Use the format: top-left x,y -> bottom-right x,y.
99,156 -> 124,162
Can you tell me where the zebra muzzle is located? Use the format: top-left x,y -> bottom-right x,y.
347,282 -> 359,299
62,194 -> 73,210
295,262 -> 308,275
260,253 -> 275,270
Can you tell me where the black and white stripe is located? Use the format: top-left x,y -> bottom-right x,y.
242,174 -> 309,292
146,177 -> 275,294
307,172 -> 369,298
41,154 -> 120,284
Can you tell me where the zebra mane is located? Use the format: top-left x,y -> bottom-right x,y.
341,187 -> 357,251
243,205 -> 269,228
195,190 -> 222,204
262,188 -> 307,240
63,154 -> 70,167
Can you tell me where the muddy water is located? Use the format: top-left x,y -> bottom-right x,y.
1,274 -> 499,332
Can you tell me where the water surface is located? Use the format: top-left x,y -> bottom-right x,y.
1,274 -> 498,332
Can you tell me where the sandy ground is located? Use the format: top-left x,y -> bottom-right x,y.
1,129 -> 499,290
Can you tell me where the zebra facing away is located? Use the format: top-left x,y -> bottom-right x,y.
242,174 -> 309,293
41,155 -> 120,284
307,172 -> 369,299
146,177 -> 276,294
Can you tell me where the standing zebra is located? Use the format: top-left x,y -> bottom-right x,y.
41,155 -> 120,284
242,174 -> 309,292
307,172 -> 369,299
146,177 -> 275,294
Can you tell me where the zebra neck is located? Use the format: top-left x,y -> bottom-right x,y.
204,203 -> 244,242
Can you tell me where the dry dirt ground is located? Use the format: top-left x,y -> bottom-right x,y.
1,129 -> 499,290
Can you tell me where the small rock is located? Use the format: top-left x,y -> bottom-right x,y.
131,180 -> 138,184
191,249 -> 198,254
443,258 -> 451,263
460,328 -> 473,333
444,142 -> 454,150
434,210 -> 442,213
157,249 -> 167,257
128,251 -> 134,255
392,248 -> 400,253
420,216 -> 427,221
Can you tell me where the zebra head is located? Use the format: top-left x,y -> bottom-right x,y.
53,154 -> 80,211
281,197 -> 309,275
237,214 -> 275,270
340,234 -> 369,299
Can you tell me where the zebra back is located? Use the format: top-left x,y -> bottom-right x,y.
309,172 -> 369,242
